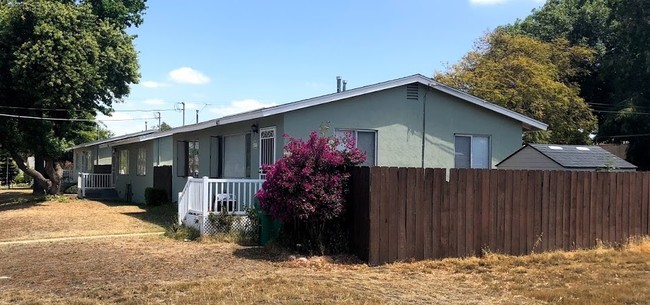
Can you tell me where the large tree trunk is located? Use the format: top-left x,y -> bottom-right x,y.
12,153 -> 62,195
44,158 -> 63,194
33,155 -> 46,195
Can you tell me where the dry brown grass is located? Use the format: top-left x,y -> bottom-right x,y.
0,189 -> 173,241
2,189 -> 649,304
394,237 -> 650,305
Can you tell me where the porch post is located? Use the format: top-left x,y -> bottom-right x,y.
77,172 -> 83,197
201,177 -> 209,235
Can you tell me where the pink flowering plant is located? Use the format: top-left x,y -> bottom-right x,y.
256,130 -> 366,223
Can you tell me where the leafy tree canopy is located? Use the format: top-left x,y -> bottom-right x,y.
435,31 -> 597,144
0,0 -> 145,193
503,0 -> 650,169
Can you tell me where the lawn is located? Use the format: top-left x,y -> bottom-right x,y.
1,189 -> 649,304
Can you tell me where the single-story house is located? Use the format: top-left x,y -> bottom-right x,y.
73,74 -> 548,203
496,144 -> 637,171
70,130 -> 156,177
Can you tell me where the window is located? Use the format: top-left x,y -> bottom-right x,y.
78,151 -> 93,172
177,140 -> 199,177
223,134 -> 247,178
335,129 -> 377,166
188,140 -> 199,177
137,148 -> 146,176
454,135 -> 490,169
259,127 -> 276,179
119,150 -> 129,175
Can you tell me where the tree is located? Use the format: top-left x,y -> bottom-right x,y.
256,131 -> 365,254
597,0 -> 650,169
504,0 -> 650,169
435,31 -> 597,144
0,0 -> 145,194
157,121 -> 172,131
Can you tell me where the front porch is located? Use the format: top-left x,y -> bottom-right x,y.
177,177 -> 264,234
77,172 -> 116,199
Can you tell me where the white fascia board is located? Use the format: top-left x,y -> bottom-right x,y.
70,130 -> 156,150
108,119 -> 219,147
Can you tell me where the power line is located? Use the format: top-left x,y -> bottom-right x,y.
0,113 -> 155,122
0,105 -> 176,112
590,109 -> 650,115
601,133 -> 650,138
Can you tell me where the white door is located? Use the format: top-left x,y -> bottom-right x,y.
259,127 -> 276,179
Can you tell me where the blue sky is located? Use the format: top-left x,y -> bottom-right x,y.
99,0 -> 545,135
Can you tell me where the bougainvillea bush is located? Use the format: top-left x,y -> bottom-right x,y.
256,131 -> 365,253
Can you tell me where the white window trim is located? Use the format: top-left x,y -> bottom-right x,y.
454,134 -> 492,169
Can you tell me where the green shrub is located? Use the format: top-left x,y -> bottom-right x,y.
145,187 -> 168,206
63,185 -> 78,194
165,221 -> 200,241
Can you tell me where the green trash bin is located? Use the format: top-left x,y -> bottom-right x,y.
254,199 -> 281,246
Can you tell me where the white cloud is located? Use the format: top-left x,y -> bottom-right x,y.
143,98 -> 166,105
141,81 -> 167,88
168,67 -> 211,85
209,99 -> 278,117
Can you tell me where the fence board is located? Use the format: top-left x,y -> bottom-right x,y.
378,168 -> 391,264
497,170 -> 507,253
511,170 -> 521,255
562,172 -> 571,250
441,170 -> 451,258
465,170 -> 475,257
480,170 -> 490,256
415,168 -> 426,261
623,173 -> 631,242
423,169 -> 434,259
449,170 -> 458,258
391,167 -> 403,262
489,170 -> 499,252
569,171 -> 578,250
526,171 -> 536,253
548,171 -> 557,250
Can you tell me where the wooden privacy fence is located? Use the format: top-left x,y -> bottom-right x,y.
347,167 -> 650,265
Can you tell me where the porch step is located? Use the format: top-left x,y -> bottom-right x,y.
83,189 -> 120,201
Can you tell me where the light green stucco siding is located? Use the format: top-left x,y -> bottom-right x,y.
283,84 -> 523,168
113,142 -> 154,203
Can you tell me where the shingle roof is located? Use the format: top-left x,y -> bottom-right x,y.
529,144 -> 637,169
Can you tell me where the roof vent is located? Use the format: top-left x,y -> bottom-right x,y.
576,147 -> 590,151
406,84 -> 419,100
549,146 -> 563,150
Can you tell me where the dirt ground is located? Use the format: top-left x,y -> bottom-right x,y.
1,189 -> 648,304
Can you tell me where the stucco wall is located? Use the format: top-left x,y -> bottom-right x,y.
113,141 -> 154,203
283,84 -> 524,168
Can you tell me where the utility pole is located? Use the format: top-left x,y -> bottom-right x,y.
181,102 -> 186,126
196,110 -> 199,124
145,121 -> 148,130
156,112 -> 161,129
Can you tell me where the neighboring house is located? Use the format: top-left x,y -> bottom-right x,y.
496,144 -> 637,171
74,74 -> 547,203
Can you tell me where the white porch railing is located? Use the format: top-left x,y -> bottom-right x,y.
77,173 -> 114,197
177,177 -> 264,234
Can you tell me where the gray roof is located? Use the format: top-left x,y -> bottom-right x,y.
528,144 -> 637,169
69,129 -> 155,150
